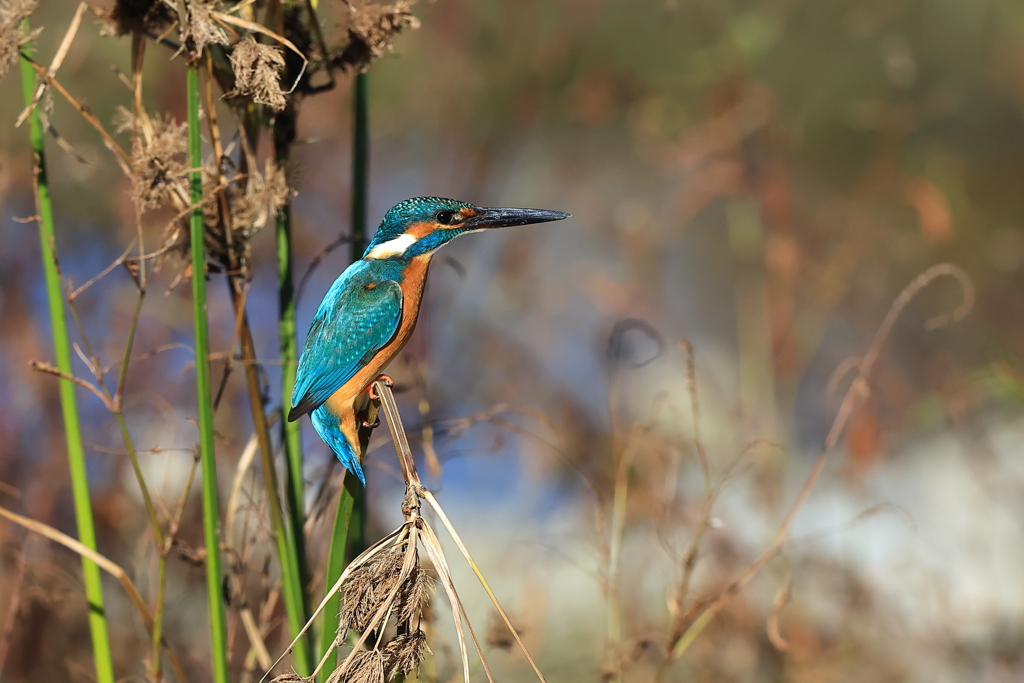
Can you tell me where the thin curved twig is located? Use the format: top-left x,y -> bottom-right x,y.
669,262 -> 974,659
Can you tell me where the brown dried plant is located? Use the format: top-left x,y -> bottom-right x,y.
382,630 -> 431,680
114,105 -> 189,211
269,676 -> 312,683
333,0 -> 419,72
227,36 -> 287,111
109,0 -> 174,36
263,380 -> 547,683
202,158 -> 291,269
179,0 -> 227,56
0,0 -> 39,78
150,157 -> 291,279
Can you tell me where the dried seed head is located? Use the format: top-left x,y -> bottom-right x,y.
223,159 -> 291,233
227,36 -> 287,111
383,630 -> 431,680
110,0 -> 174,36
0,0 -> 40,79
327,650 -> 384,683
270,675 -> 313,683
342,547 -> 405,633
333,0 -> 419,72
115,106 -> 189,211
180,0 -> 227,56
395,562 -> 433,626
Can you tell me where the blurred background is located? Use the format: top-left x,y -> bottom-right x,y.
2,0 -> 1024,681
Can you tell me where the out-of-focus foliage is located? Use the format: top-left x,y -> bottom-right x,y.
1,0 -> 1024,681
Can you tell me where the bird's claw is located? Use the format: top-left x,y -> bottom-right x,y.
367,374 -> 394,400
361,416 -> 381,429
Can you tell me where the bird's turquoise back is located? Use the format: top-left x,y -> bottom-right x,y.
290,260 -> 405,418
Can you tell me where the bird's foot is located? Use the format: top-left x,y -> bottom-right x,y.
361,416 -> 381,429
366,374 -> 394,400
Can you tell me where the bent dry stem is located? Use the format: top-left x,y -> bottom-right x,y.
266,380 -> 546,683
19,35 -> 115,683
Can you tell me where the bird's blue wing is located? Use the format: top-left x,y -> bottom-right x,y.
289,272 -> 403,419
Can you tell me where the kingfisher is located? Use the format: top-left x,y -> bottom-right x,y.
288,196 -> 570,484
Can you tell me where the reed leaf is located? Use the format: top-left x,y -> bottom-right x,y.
18,29 -> 115,683
187,59 -> 230,683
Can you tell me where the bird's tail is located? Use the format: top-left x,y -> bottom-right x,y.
311,403 -> 366,485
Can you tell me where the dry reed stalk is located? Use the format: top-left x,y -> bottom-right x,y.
665,263 -> 974,662
264,380 -> 547,683
0,506 -> 188,682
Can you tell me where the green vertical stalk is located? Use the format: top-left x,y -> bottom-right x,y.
317,71 -> 371,681
187,62 -> 229,683
274,108 -> 310,605
317,476 -> 358,681
19,35 -> 115,683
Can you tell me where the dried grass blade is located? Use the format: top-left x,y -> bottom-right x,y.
0,505 -> 188,682
15,1 -> 87,127
418,519 -> 495,683
225,431 -> 259,545
422,490 -> 547,683
20,58 -> 133,173
418,525 -> 471,683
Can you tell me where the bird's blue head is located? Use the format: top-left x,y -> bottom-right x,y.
363,196 -> 570,260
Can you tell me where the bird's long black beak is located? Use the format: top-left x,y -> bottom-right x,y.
463,207 -> 571,230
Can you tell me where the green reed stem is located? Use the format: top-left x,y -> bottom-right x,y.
187,61 -> 229,683
19,35 -> 116,683
317,475 -> 359,681
316,70 -> 371,681
274,109 -> 311,616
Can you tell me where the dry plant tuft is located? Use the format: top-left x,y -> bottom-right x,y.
202,158 -> 291,266
215,158 -> 291,234
114,106 -> 189,211
333,0 -> 419,72
382,630 -> 431,680
227,36 -> 287,111
264,381 -> 547,683
270,674 -> 313,683
180,0 -> 227,56
396,563 -> 434,625
155,157 -> 291,277
330,649 -> 385,683
110,0 -> 174,36
340,547 -> 403,634
0,0 -> 39,78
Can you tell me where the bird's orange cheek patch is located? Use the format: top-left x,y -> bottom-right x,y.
407,221 -> 436,239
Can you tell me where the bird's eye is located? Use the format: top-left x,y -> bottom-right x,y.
435,210 -> 456,225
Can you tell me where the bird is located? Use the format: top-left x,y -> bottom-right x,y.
288,196 -> 570,484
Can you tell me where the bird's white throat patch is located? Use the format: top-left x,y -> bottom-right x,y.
365,233 -> 419,259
